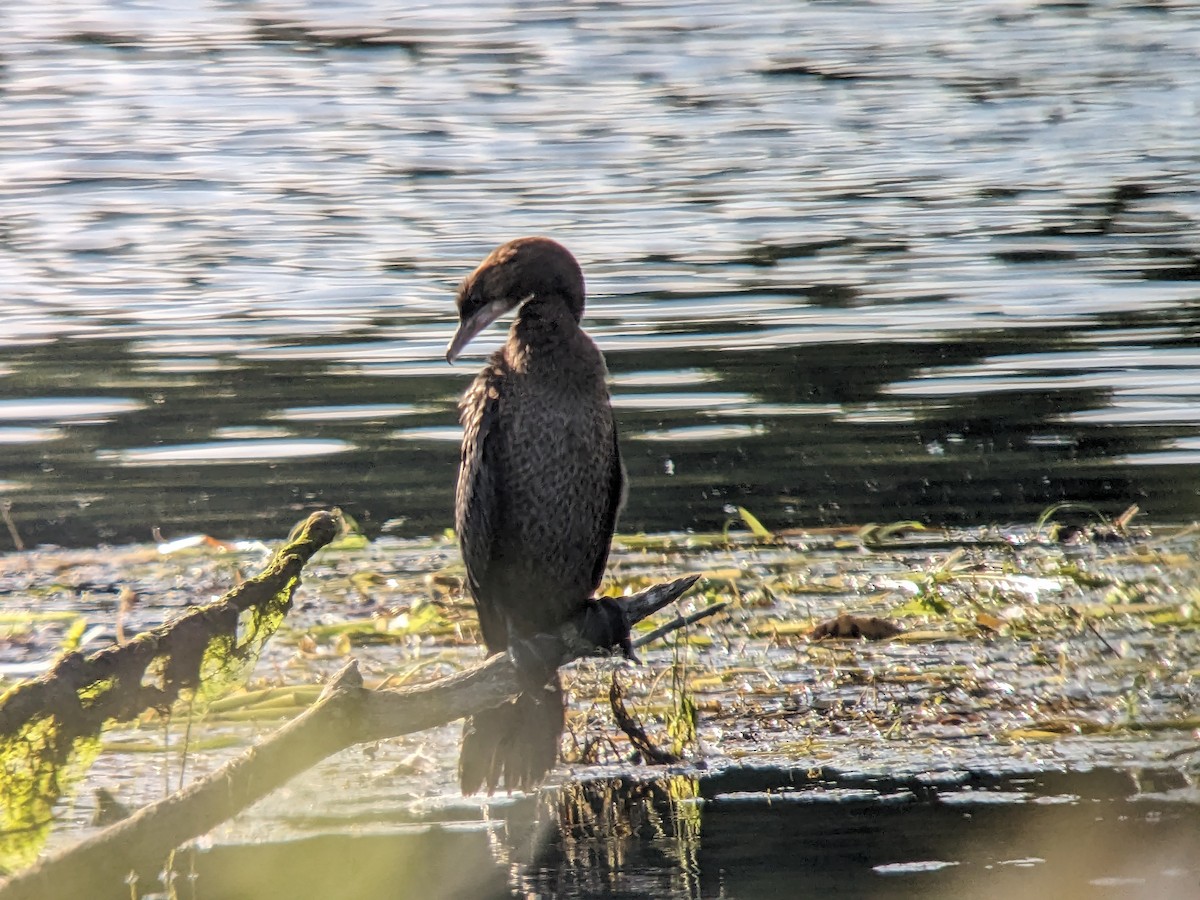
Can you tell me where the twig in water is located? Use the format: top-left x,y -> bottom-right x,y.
604,595 -> 724,764
634,601 -> 728,649
1,499 -> 24,552
609,671 -> 681,765
1059,602 -> 1122,659
1084,617 -> 1122,658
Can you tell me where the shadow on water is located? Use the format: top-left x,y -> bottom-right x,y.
510,769 -> 1200,899
114,768 -> 1200,899
3,321 -> 1199,547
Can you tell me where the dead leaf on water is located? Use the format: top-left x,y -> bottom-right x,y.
809,614 -> 903,641
975,612 -> 1004,633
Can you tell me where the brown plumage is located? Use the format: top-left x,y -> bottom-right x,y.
447,237 -> 624,794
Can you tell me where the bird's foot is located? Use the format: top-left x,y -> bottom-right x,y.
583,595 -> 639,664
508,633 -> 563,693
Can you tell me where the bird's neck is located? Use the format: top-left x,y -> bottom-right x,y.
506,294 -> 588,372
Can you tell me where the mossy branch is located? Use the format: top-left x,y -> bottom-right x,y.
0,510 -> 339,739
0,575 -> 700,900
0,510 -> 340,876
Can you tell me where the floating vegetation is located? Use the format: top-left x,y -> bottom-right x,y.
809,614 -> 903,641
728,506 -> 775,544
1,508 -> 1199,883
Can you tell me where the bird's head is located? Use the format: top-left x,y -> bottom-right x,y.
446,237 -> 585,363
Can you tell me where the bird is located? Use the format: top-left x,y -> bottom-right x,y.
446,236 -> 625,794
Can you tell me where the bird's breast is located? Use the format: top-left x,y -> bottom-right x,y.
492,376 -> 615,590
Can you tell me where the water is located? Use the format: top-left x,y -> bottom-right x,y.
2,1 -> 1199,547
113,768 -> 1200,899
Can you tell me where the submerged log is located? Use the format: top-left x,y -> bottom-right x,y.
0,575 -> 703,900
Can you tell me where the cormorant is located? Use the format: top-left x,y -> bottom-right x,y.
447,237 -> 624,794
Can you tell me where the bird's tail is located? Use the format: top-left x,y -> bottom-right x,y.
459,674 -> 565,795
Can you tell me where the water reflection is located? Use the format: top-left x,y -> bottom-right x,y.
512,775 -> 703,899
274,404 -> 436,422
102,766 -> 1199,899
0,1 -> 1198,545
0,398 -> 144,421
510,768 -> 1200,900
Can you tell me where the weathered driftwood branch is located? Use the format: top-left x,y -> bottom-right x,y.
0,575 -> 702,900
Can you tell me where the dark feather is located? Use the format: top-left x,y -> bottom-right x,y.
591,426 -> 626,591
454,362 -> 508,648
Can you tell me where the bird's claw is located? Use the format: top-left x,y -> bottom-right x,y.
508,633 -> 562,692
592,595 -> 639,664
507,596 -> 639,683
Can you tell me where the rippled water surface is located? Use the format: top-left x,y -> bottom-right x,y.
2,0 -> 1200,545
168,769 -> 1200,900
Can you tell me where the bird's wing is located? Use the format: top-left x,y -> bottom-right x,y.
455,364 -> 508,648
590,423 -> 627,592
